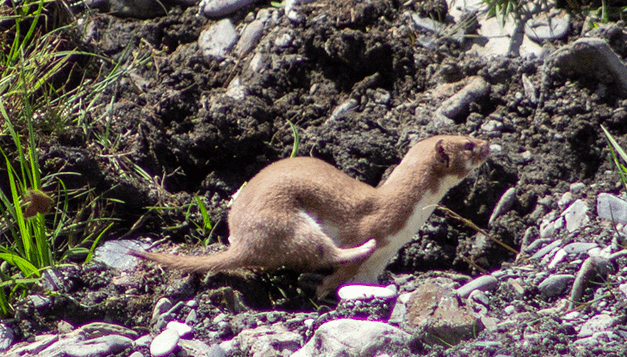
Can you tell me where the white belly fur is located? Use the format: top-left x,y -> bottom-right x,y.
351,175 -> 460,282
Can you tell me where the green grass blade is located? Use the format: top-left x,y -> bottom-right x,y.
0,252 -> 41,278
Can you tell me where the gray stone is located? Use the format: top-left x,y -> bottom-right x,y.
563,242 -> 598,254
530,239 -> 562,260
570,182 -> 585,194
94,239 -> 149,270
65,335 -> 133,357
435,76 -> 491,121
234,324 -> 302,357
235,20 -> 264,57
546,38 -> 627,97
292,319 -> 410,357
557,192 -> 573,209
538,274 -> 575,297
152,297 -> 173,323
489,187 -> 516,225
178,339 -> 221,357
0,323 -> 14,351
597,193 -> 627,224
578,314 -> 616,337
525,9 -> 570,42
456,275 -> 498,298
199,19 -> 238,61
200,0 -> 261,18
404,280 -> 483,346
561,200 -> 589,232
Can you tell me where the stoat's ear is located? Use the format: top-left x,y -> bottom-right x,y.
435,139 -> 450,167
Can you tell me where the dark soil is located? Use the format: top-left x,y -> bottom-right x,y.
4,0 -> 627,356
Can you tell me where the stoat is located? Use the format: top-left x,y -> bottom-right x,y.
131,135 -> 489,297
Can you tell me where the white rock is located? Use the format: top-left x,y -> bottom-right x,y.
198,19 -> 238,61
562,199 -> 590,232
166,321 -> 192,338
597,193 -> 627,224
292,319 -> 410,357
548,248 -> 567,269
578,314 -> 616,337
337,284 -> 398,300
557,192 -> 573,209
150,329 -> 180,357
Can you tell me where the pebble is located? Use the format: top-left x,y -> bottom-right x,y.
198,19 -> 238,61
547,248 -> 567,269
94,239 -> 149,270
538,274 -> 575,297
561,199 -> 589,232
152,297 -> 173,322
456,275 -> 498,298
489,187 -> 516,225
235,20 -> 264,57
150,328 -> 180,357
64,335 -> 133,356
557,192 -> 573,209
530,239 -> 562,260
166,321 -> 193,338
546,38 -> 627,96
524,9 -> 570,42
435,76 -> 491,122
563,242 -> 598,254
337,284 -> 398,300
0,323 -> 14,350
200,0 -> 260,18
328,99 -> 358,122
597,193 -> 627,224
570,182 -> 585,194
292,319 -> 410,356
578,314 -> 616,337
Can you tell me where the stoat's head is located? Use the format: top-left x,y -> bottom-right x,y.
429,135 -> 490,179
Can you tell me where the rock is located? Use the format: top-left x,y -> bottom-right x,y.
597,193 -> 627,224
561,200 -> 589,232
152,297 -> 173,323
200,0 -> 261,18
105,0 -> 167,18
150,328 -> 180,357
404,279 -> 483,346
166,321 -> 193,338
0,323 -> 14,351
530,239 -> 562,260
328,99 -> 358,122
557,192 -> 573,209
178,339 -> 221,357
64,335 -> 133,357
94,240 -> 149,270
547,248 -> 567,269
435,76 -> 491,122
198,19 -> 238,61
538,274 -> 575,297
337,284 -> 397,300
456,275 -> 498,298
232,324 -> 302,357
546,38 -> 627,97
489,187 -> 516,225
235,20 -> 264,57
563,242 -> 598,254
578,314 -> 616,337
292,319 -> 410,357
570,182 -> 585,194
525,9 -> 570,42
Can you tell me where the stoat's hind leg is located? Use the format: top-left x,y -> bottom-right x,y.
329,239 -> 376,264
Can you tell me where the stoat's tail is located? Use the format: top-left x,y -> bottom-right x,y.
130,249 -> 244,273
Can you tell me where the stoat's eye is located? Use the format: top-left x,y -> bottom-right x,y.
464,142 -> 475,151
